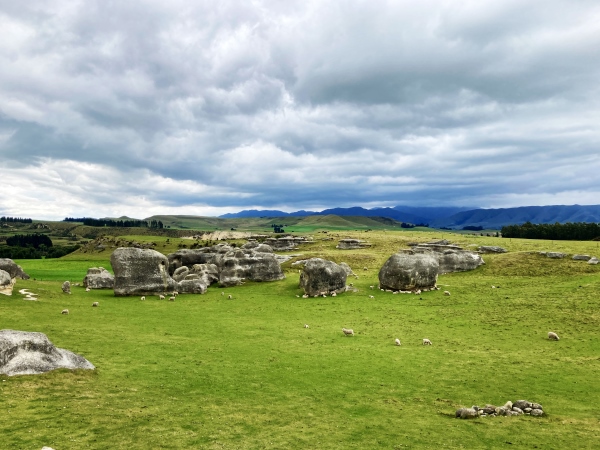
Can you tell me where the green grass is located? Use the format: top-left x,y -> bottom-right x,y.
1,230 -> 599,449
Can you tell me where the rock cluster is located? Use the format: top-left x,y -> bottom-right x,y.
336,239 -> 371,250
264,237 -> 309,251
0,329 -> 95,376
409,242 -> 484,274
83,267 -> 115,289
112,248 -> 179,296
167,243 -> 285,288
456,400 -> 544,419
0,258 -> 30,280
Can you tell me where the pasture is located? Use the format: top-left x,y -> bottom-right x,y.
1,230 -> 599,449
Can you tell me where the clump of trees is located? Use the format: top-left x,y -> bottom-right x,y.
401,222 -> 429,228
462,225 -> 483,231
501,222 -> 600,240
6,234 -> 52,248
0,217 -> 32,223
271,224 -> 285,233
63,218 -> 163,228
0,233 -> 79,259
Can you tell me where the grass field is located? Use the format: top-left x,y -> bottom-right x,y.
1,230 -> 599,449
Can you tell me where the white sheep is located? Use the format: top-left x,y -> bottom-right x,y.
169,296 -> 175,302
221,292 -> 225,296
296,295 -> 300,298
173,291 -> 179,296
370,285 -> 374,290
369,295 -> 374,299
85,287 -> 91,292
548,331 -> 560,341
140,296 -> 146,301
363,267 -> 368,271
394,338 -> 401,346
422,338 -> 432,345
159,295 -> 165,300
304,324 -> 309,328
302,294 -> 309,299
228,294 -> 232,299
92,302 -> 99,307
331,292 -> 337,297
61,309 -> 69,315
444,291 -> 450,296
342,328 -> 354,336
415,289 -> 422,295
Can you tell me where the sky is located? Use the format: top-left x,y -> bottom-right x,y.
1,0 -> 599,220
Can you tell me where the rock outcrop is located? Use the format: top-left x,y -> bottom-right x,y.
336,239 -> 371,250
264,237 -> 308,251
573,254 -> 591,261
455,399 -> 544,419
111,248 -> 179,296
378,253 -> 439,291
299,258 -> 347,296
588,257 -> 598,265
478,246 -> 507,253
0,258 -> 29,280
0,329 -> 95,376
0,269 -> 15,296
83,267 -> 115,289
219,248 -> 285,287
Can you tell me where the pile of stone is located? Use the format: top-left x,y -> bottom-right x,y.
456,400 -> 544,419
336,239 -> 371,250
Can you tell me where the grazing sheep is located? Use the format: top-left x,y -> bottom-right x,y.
92,302 -> 99,307
394,338 -> 401,346
304,324 -> 309,328
296,295 -> 300,298
415,289 -> 422,295
322,294 -> 327,298
369,295 -> 375,299
363,267 -> 368,271
61,309 -> 69,315
302,294 -> 309,299
548,331 -> 560,341
85,287 -> 91,292
422,338 -> 432,345
491,285 -> 496,289
228,294 -> 232,299
370,285 -> 374,290
444,291 -> 451,296
169,296 -> 175,302
159,295 -> 165,300
331,292 -> 337,297
172,291 -> 179,296
221,292 -> 225,296
342,328 -> 354,336
140,296 -> 146,301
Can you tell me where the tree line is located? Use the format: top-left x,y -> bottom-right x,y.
6,234 -> 53,248
501,221 -> 600,241
0,217 -> 33,223
63,217 -> 163,228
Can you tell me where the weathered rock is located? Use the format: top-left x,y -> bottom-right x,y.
0,269 -> 15,296
531,403 -> 543,410
339,262 -> 356,277
299,258 -> 347,296
479,246 -> 507,253
512,407 -> 524,415
190,263 -> 219,286
264,237 -> 307,251
178,279 -> 208,294
172,266 -> 190,282
167,244 -> 233,274
336,239 -> 371,250
61,281 -> 71,294
219,248 -> 285,287
459,408 -> 478,419
111,248 -> 179,296
572,254 -> 591,261
513,400 -> 531,410
503,401 -> 513,410
254,243 -> 274,253
530,409 -> 544,416
588,257 -> 598,265
547,252 -> 566,259
437,250 -> 485,274
83,267 -> 114,289
0,258 -> 30,280
482,405 -> 497,415
0,329 -> 95,376
378,253 -> 439,292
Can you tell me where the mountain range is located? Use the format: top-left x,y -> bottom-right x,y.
220,204 -> 600,229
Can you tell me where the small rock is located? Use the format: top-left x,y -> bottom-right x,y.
530,409 -> 544,417
531,403 -> 543,410
513,400 -> 531,410
61,281 -> 71,294
459,408 -> 478,419
512,407 -> 524,415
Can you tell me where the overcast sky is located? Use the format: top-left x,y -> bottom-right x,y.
1,0 -> 599,220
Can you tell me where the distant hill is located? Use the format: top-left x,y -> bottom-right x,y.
431,205 -> 600,229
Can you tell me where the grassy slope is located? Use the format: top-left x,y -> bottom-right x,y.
1,231 -> 599,449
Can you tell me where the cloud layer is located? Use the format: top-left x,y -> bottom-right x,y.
1,0 -> 600,219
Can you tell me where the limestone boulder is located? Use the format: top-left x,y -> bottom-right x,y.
378,253 -> 439,291
478,246 -> 507,253
0,258 -> 30,280
547,252 -> 566,259
61,281 -> 71,294
190,263 -> 220,286
572,254 -> 591,261
299,258 -> 347,296
219,248 -> 285,287
83,267 -> 114,289
336,239 -> 371,250
0,329 -> 95,376
437,250 -> 485,274
167,244 -> 233,274
588,257 -> 598,265
339,262 -> 355,277
264,237 -> 307,251
0,269 -> 15,296
111,248 -> 179,296
178,278 -> 208,294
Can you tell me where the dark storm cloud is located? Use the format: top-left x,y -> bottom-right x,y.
1,0 -> 600,219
